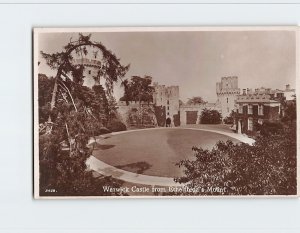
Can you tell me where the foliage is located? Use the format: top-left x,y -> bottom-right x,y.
186,96 -> 207,105
39,133 -> 123,196
281,96 -> 296,123
256,121 -> 284,137
173,112 -> 180,127
38,74 -> 56,122
175,122 -> 297,196
107,119 -> 127,132
120,75 -> 154,104
106,95 -> 119,125
154,105 -> 166,127
223,111 -> 235,124
200,108 -> 222,124
38,33 -> 129,196
126,105 -> 157,128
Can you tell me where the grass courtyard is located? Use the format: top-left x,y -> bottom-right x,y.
92,126 -> 239,178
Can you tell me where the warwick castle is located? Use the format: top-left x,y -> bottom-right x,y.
78,57 -> 295,131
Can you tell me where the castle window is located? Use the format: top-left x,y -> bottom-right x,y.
88,70 -> 91,75
227,98 -> 228,103
167,100 -> 169,105
258,105 -> 264,115
227,107 -> 229,113
239,105 -> 243,114
167,112 -> 169,115
167,106 -> 169,110
248,118 -> 253,131
248,104 -> 253,115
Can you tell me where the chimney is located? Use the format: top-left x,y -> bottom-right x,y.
286,84 -> 290,90
243,89 -> 247,95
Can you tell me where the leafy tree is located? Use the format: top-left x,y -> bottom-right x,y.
282,95 -> 296,124
106,95 -> 119,124
186,96 -> 207,105
200,108 -> 222,124
38,33 -> 129,196
120,75 -> 155,127
120,75 -> 154,103
174,122 -> 296,196
223,111 -> 235,125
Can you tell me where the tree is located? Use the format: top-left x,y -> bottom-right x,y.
223,111 -> 235,125
174,122 -> 296,196
186,96 -> 207,105
38,33 -> 129,196
120,75 -> 154,103
120,75 -> 154,127
200,108 -> 222,124
282,95 -> 296,124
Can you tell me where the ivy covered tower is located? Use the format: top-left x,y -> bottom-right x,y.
72,53 -> 103,88
71,49 -> 109,124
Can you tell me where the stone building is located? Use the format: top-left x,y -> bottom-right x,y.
153,82 -> 180,126
116,101 -> 157,128
72,57 -> 103,88
234,92 -> 281,134
179,103 -> 221,125
216,76 -> 241,118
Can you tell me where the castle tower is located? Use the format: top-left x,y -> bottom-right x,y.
153,82 -> 180,125
216,76 -> 240,118
73,57 -> 103,88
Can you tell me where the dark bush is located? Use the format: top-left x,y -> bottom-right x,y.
107,119 -> 127,132
99,127 -> 111,135
175,123 -> 297,196
223,116 -> 234,124
258,121 -> 284,136
154,106 -> 166,127
200,108 -> 222,124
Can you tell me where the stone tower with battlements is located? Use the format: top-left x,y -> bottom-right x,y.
216,76 -> 240,118
73,57 -> 104,88
153,82 -> 180,125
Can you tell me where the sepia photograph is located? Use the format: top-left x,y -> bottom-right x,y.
34,27 -> 298,198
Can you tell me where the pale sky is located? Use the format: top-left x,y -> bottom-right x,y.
38,30 -> 296,102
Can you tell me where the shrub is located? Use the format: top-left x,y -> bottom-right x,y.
98,127 -> 111,135
257,121 -> 284,136
175,123 -> 296,196
107,119 -> 127,132
223,116 -> 234,125
200,108 -> 222,124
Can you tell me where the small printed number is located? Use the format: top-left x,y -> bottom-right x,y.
45,189 -> 57,193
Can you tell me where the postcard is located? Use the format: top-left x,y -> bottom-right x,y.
34,27 -> 299,198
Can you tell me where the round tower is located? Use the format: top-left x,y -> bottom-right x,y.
72,58 -> 103,88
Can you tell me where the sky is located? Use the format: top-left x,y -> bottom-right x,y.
38,30 -> 296,102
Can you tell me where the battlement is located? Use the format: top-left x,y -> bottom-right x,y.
72,58 -> 102,68
117,100 -> 154,107
236,93 -> 276,103
221,76 -> 238,81
216,76 -> 239,94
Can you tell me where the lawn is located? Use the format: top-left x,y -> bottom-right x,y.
92,128 -> 239,178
